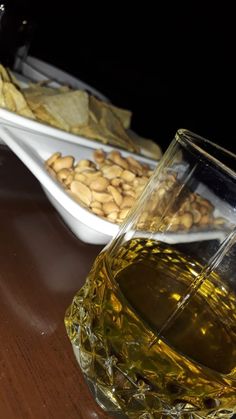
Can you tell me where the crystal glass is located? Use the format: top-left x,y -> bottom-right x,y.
65,129 -> 236,418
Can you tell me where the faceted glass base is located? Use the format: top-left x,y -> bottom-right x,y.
72,344 -> 127,418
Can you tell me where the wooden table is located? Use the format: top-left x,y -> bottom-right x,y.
0,145 -> 111,418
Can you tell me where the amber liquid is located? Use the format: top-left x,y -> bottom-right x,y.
65,239 -> 236,418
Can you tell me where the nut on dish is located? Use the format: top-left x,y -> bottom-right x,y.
45,148 -> 225,232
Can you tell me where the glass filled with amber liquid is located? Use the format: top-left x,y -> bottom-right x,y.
65,129 -> 236,418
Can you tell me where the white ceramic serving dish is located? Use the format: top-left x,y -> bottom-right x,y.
0,118 -> 229,245
16,55 -> 109,103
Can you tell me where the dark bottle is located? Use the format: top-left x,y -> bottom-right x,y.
0,0 -> 35,68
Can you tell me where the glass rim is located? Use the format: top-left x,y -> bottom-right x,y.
176,129 -> 236,180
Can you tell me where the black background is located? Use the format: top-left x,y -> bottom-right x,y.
1,1 -> 235,154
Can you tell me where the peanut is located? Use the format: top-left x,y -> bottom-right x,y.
126,156 -> 143,171
121,170 -> 136,182
46,152 -> 61,167
111,178 -> 123,187
122,183 -> 132,191
213,217 -> 226,226
74,173 -> 86,182
101,164 -> 123,179
93,149 -> 106,164
119,208 -> 130,220
108,151 -> 129,169
64,174 -> 74,187
199,214 -> 211,225
156,187 -> 166,199
70,181 -> 92,206
120,196 -> 135,209
82,171 -> 102,186
53,156 -> 74,172
92,191 -> 113,203
123,189 -> 136,198
180,212 -> 193,229
57,168 -> 71,181
91,201 -> 102,209
103,202 -> 119,215
192,209 -> 202,224
90,176 -> 110,192
91,207 -> 104,217
107,185 -> 123,206
74,166 -> 95,174
107,212 -> 119,222
76,159 -> 90,167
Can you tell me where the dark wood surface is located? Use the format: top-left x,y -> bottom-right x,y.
0,145 -> 111,418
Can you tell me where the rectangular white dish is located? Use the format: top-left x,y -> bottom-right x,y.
0,121 -> 229,246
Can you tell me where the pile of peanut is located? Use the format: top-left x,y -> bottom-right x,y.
45,149 -> 154,223
45,148 -> 225,231
138,172 -> 225,232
